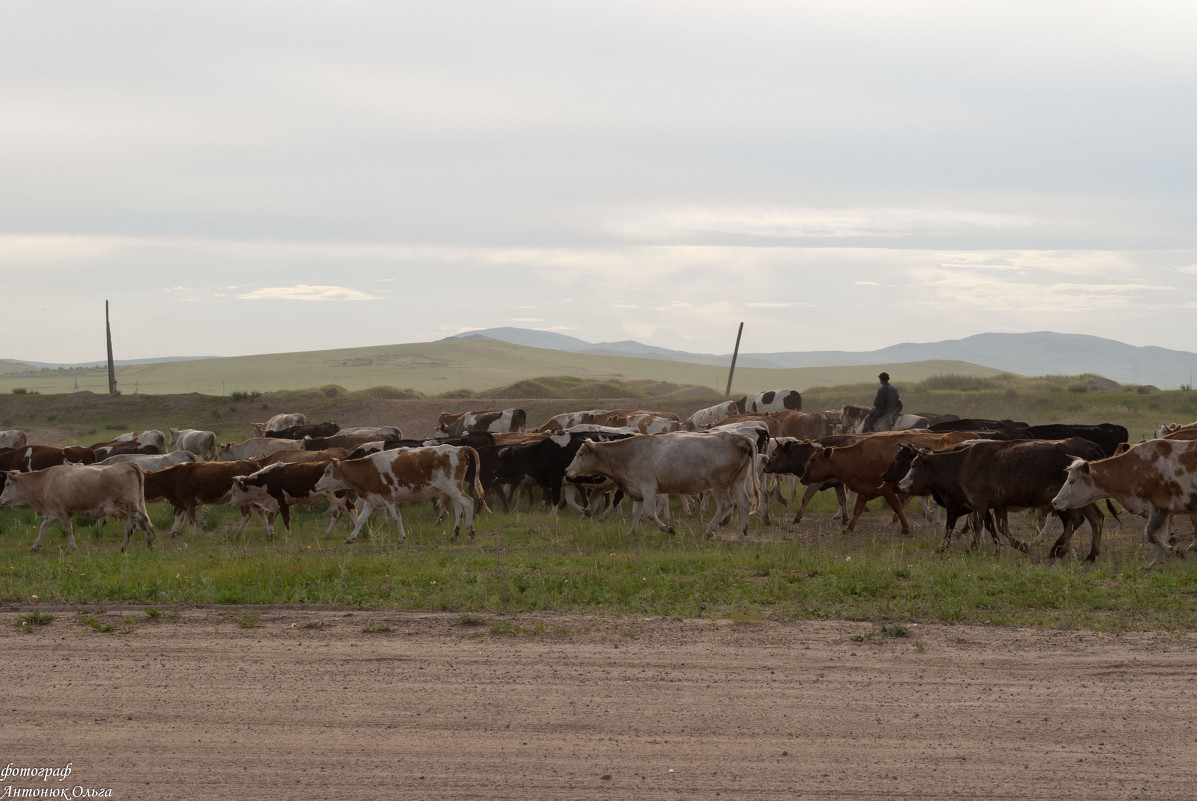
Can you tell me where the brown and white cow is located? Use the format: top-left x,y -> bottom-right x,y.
682,401 -> 737,431
0,445 -> 97,473
251,413 -> 307,437
314,445 -> 484,543
1053,438 -> 1197,567
564,431 -> 758,537
435,409 -> 527,438
736,389 -> 801,414
0,463 -> 154,553
216,437 -> 303,461
168,428 -> 218,460
229,462 -> 356,537
143,459 -> 267,537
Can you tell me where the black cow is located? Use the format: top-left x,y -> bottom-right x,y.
494,431 -> 634,511
266,422 -> 340,439
1023,424 -> 1128,458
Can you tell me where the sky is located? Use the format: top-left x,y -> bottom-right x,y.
4,0 -> 1197,364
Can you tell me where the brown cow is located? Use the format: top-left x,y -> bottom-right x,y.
143,459 -> 266,537
800,431 -> 980,535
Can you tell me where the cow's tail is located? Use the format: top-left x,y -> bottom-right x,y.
128,462 -> 155,534
462,446 -> 491,513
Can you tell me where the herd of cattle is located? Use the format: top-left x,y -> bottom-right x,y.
1,389 -> 1196,567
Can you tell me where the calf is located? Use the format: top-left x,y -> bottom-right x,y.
229,462 -> 355,537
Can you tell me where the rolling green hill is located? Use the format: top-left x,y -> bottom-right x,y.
0,339 -> 1008,397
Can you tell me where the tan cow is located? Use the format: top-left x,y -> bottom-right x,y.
216,437 -> 303,461
0,463 -> 154,553
168,428 -> 218,460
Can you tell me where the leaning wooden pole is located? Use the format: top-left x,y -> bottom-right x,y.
106,300 -> 118,395
724,322 -> 744,396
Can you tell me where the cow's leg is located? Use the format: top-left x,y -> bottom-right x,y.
29,517 -> 58,552
641,490 -> 675,534
705,488 -> 733,538
880,489 -> 911,535
60,518 -> 78,554
385,502 -> 407,541
790,483 -> 822,525
169,507 -> 187,538
843,493 -> 872,533
1143,508 -> 1178,568
994,507 -> 1029,553
345,502 -> 377,543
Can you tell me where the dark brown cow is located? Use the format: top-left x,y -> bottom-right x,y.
0,445 -> 97,473
900,438 -> 1106,559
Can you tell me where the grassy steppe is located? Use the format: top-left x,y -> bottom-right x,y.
2,499 -> 1193,633
1,373 -> 1195,632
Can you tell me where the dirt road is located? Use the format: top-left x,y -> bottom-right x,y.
1,607 -> 1193,800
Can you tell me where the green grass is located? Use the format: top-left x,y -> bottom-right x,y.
1,494 -> 1194,633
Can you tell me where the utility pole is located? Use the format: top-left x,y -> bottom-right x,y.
105,300 -> 118,395
724,322 -> 744,396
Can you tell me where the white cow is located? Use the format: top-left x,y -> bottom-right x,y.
0,430 -> 27,450
96,451 -> 198,470
168,427 -> 218,460
113,430 -> 168,454
216,437 -> 303,461
565,431 -> 758,537
683,401 -> 737,431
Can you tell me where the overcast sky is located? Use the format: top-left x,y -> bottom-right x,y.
4,1 -> 1197,363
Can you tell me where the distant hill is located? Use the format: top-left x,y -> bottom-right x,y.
446,329 -> 1196,388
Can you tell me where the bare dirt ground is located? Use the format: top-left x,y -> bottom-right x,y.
2,607 -> 1194,800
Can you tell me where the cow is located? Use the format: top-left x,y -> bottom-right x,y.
143,459 -> 267,537
435,409 -> 527,438
168,428 -> 218,461
717,414 -> 782,438
91,443 -> 158,460
301,434 -> 390,452
0,430 -> 27,450
799,430 -> 981,535
624,413 -> 681,434
532,409 -> 678,434
314,445 -> 485,543
96,451 -> 198,471
899,438 -> 1106,558
336,426 -> 404,439
735,390 -> 802,413
1053,437 -> 1197,567
0,463 -> 154,553
763,436 -> 859,525
1156,422 -> 1197,438
111,430 -> 167,454
492,431 -> 635,512
251,413 -> 307,437
216,437 -> 303,461
838,404 -> 928,434
772,411 -> 827,439
683,401 -> 738,431
1023,423 -> 1128,458
228,462 -> 356,537
929,418 -> 1030,434
264,422 -> 340,439
564,431 -> 759,537
255,447 -> 350,466
0,445 -> 97,473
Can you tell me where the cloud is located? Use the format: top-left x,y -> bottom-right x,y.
236,285 -> 382,301
746,301 -> 801,308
